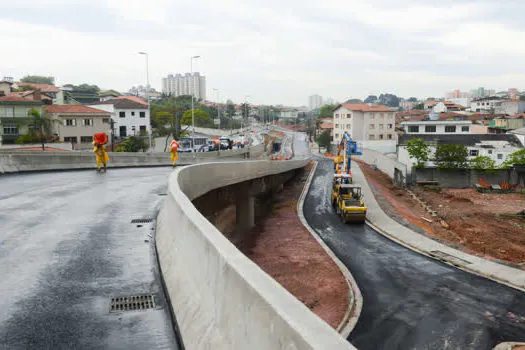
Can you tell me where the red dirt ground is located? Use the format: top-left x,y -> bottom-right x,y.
357,160 -> 525,266
214,164 -> 349,329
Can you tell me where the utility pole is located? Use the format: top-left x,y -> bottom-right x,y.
191,55 -> 200,152
138,52 -> 152,152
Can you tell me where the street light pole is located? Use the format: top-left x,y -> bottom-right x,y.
244,95 -> 250,131
138,51 -> 152,152
191,55 -> 200,153
213,88 -> 220,129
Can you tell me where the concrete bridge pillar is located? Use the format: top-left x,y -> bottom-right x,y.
236,191 -> 255,233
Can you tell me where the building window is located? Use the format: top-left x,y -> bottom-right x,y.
140,125 -> 146,132
425,125 -> 436,133
488,150 -> 493,154
119,126 -> 127,137
379,134 -> 384,140
497,154 -> 503,160
346,113 -> 351,118
380,113 -> 385,118
103,118 -> 110,124
84,118 -> 93,126
379,124 -> 384,130
131,111 -> 135,116
335,124 -> 340,128
369,124 -> 375,129
388,124 -> 393,129
335,133 -> 339,139
64,136 -> 78,143
408,126 -> 419,133
140,111 -> 146,118
462,126 -> 469,132
3,125 -> 18,135
335,114 -> 339,118
64,119 -> 76,126
445,126 -> 457,133
469,149 -> 479,157
369,135 -> 375,140
387,134 -> 393,140
347,124 -> 351,129
119,111 -> 125,118
81,136 -> 93,143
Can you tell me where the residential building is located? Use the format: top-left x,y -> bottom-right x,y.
508,88 -> 520,97
489,114 -> 525,131
162,72 -> 206,100
432,101 -> 466,113
0,95 -> 44,144
509,127 -> 525,146
423,100 -> 439,110
398,133 -> 523,170
308,94 -> 323,110
17,82 -> 61,103
470,97 -> 505,112
318,117 -> 333,137
89,98 -> 150,139
494,100 -> 525,115
44,105 -> 111,149
278,109 -> 299,119
332,103 -> 396,144
401,120 -> 473,135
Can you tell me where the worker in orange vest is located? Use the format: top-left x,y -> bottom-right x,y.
170,139 -> 180,167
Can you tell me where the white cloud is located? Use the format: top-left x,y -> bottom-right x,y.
105,0 -> 172,23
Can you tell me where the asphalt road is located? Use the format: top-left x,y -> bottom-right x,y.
303,158 -> 525,350
0,168 -> 179,349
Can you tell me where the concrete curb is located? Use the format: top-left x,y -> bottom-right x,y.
297,160 -> 363,338
494,342 -> 525,350
353,162 -> 525,293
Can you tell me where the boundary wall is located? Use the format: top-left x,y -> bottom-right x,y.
0,145 -> 264,174
156,160 -> 355,350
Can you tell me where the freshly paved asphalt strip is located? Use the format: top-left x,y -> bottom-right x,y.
303,158 -> 525,350
0,168 -> 179,349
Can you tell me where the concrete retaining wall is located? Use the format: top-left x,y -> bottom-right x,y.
156,160 -> 354,350
414,167 -> 517,188
356,148 -> 408,186
0,148 -> 253,174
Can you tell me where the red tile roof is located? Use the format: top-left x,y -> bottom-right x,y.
117,96 -> 148,106
17,82 -> 60,93
319,124 -> 333,129
0,95 -> 42,103
45,105 -> 110,114
337,103 -> 394,112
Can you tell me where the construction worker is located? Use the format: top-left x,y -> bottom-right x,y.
93,132 -> 109,172
170,139 -> 180,167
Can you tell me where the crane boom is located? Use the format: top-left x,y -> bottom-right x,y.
337,131 -> 362,173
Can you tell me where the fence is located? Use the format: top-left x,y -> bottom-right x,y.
412,167 -> 522,188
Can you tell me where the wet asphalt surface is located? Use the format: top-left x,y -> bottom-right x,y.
0,167 -> 179,349
304,158 -> 525,350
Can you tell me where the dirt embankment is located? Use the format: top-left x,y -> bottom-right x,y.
358,160 -> 525,266
214,164 -> 349,329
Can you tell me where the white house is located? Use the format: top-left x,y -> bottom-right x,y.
470,97 -> 505,112
401,120 -> 473,135
397,133 -> 523,171
90,98 -> 150,138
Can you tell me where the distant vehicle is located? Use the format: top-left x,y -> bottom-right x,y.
219,137 -> 233,150
178,136 -> 210,152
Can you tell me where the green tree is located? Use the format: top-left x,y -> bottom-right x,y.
407,97 -> 418,102
501,149 -> 525,168
434,144 -> 469,169
413,102 -> 424,110
316,130 -> 332,153
406,138 -> 431,168
181,109 -> 213,128
469,156 -> 496,170
318,104 -> 337,119
21,75 -> 55,85
115,136 -> 148,152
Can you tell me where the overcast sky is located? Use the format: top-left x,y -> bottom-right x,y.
1,0 -> 525,105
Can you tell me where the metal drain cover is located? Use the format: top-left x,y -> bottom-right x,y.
110,295 -> 156,312
131,218 -> 153,224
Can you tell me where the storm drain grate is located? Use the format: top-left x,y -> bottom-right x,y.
131,218 -> 153,224
110,295 -> 156,312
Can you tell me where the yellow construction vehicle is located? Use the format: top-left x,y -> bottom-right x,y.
331,174 -> 353,207
335,184 -> 367,224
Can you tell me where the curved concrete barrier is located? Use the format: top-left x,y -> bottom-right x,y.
156,160 -> 355,350
0,148 -> 253,174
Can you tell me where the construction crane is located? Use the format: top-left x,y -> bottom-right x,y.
336,131 -> 362,174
